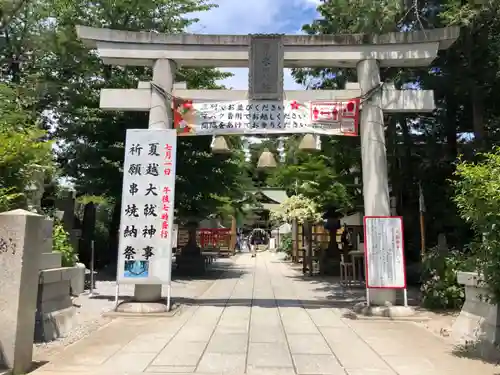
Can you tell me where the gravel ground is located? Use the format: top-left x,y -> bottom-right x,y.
32,262 -> 229,362
33,279 -> 117,362
418,309 -> 460,340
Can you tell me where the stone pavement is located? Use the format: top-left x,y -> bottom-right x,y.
33,252 -> 499,375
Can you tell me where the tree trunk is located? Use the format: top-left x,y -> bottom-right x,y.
445,98 -> 458,160
471,83 -> 485,147
465,21 -> 486,148
230,214 -> 237,253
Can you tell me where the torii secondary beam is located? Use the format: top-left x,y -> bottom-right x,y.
100,81 -> 435,113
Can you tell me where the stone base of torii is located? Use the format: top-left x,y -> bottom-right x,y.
76,26 -> 459,314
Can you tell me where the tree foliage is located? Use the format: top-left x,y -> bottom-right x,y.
453,148 -> 500,302
0,0 -> 248,220
271,194 -> 323,225
0,83 -> 54,210
293,0 -> 500,260
0,0 -> 248,262
269,135 -> 357,215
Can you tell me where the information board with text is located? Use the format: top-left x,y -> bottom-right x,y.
364,216 -> 406,289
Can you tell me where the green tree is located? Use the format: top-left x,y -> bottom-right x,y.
33,1 -> 248,254
269,136 -> 355,213
294,0 -> 500,258
453,148 -> 500,302
0,0 -> 248,261
0,83 -> 54,210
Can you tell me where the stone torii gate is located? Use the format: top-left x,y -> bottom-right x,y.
76,26 -> 458,309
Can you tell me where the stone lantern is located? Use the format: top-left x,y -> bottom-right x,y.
24,165 -> 45,214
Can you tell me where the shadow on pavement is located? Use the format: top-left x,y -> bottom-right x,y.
286,273 -> 422,307
27,360 -> 49,373
452,342 -> 500,366
173,297 -> 362,309
92,259 -> 248,283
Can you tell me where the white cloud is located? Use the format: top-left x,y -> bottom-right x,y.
303,0 -> 322,6
190,0 -> 288,34
189,0 -> 318,90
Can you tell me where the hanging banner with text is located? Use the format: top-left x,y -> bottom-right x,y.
117,129 -> 177,285
364,216 -> 406,289
173,99 -> 360,137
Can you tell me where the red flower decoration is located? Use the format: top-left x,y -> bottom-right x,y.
290,100 -> 300,110
183,100 -> 193,110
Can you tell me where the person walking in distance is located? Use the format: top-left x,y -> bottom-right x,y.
249,229 -> 257,258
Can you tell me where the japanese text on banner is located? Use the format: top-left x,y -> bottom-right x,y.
173,99 -> 359,136
117,129 -> 177,284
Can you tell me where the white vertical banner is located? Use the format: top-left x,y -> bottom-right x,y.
117,129 -> 177,284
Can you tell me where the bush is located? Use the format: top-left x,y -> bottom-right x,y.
278,233 -> 292,254
453,149 -> 500,302
53,223 -> 78,267
420,246 -> 477,310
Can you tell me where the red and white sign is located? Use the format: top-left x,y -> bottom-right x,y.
363,216 -> 407,289
199,228 -> 231,248
310,99 -> 360,136
173,99 -> 361,137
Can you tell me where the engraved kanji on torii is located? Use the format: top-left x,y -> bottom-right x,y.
76,25 -> 459,307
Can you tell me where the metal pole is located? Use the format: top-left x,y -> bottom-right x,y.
166,283 -> 172,312
403,288 -> 408,307
89,240 -> 95,296
114,283 -> 120,310
419,182 -> 426,259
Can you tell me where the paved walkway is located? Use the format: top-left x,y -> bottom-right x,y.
34,252 -> 499,375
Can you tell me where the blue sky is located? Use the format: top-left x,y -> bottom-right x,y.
189,0 -> 321,89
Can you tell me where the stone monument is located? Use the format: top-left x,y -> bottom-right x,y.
0,210 -> 43,374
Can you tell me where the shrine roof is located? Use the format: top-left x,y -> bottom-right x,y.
248,189 -> 288,205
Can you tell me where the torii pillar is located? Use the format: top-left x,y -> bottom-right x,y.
76,26 -> 459,308
357,59 -> 393,304
133,58 -> 176,304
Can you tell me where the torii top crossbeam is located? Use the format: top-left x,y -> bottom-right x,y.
76,26 -> 459,68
